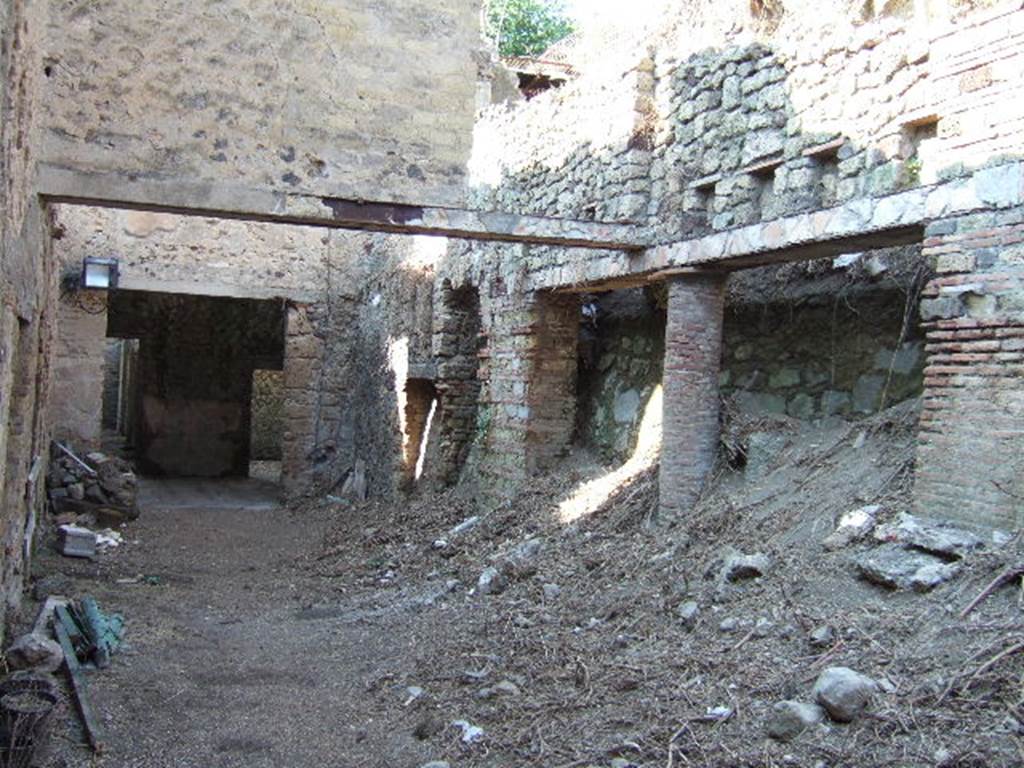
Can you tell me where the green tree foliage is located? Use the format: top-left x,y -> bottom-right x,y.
484,0 -> 575,57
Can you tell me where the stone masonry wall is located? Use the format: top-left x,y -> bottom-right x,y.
466,5 -> 1024,300
251,370 -> 284,462
439,3 -> 1024,509
51,207 -> 417,498
50,285 -> 106,451
432,281 -> 483,486
0,0 -> 54,636
916,205 -> 1024,529
41,0 -> 479,207
350,238 -> 436,496
722,253 -> 928,421
576,289 -> 666,462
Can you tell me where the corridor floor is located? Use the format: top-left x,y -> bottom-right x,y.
37,485 -> 444,768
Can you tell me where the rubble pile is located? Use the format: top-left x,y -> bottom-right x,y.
307,401 -> 1024,767
47,445 -> 138,526
46,444 -> 138,557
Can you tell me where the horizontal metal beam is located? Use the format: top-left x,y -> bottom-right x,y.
38,165 -> 648,251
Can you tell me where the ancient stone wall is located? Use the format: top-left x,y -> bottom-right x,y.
432,281 -> 483,486
722,252 -> 928,421
349,236 -> 437,496
50,285 -> 106,451
576,289 -> 666,462
40,0 -> 479,207
100,340 -> 121,430
251,370 -> 284,462
438,2 -> 1024,508
50,206 -> 408,497
0,0 -> 54,635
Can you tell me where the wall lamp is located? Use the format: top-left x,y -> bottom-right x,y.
81,257 -> 119,290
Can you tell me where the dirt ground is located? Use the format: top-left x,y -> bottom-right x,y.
22,401 -> 1024,767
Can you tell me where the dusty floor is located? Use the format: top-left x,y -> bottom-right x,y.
35,481 -> 460,768
25,403 -> 1024,767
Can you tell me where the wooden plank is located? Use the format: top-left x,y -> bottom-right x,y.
54,617 -> 106,754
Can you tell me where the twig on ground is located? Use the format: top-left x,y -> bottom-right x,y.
960,564 -> 1024,619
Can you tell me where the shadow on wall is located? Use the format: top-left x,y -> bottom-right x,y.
432,281 -> 484,487
107,291 -> 285,478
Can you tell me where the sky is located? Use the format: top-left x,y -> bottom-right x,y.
560,0 -> 622,21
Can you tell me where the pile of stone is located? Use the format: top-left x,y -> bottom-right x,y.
46,443 -> 139,529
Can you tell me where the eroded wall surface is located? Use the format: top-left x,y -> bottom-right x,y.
0,0 -> 54,634
40,0 -> 478,206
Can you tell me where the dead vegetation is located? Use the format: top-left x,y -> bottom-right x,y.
307,401 -> 1024,767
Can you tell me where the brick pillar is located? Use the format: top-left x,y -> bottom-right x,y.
525,293 -> 578,474
915,211 -> 1024,530
478,290 -> 578,492
659,274 -> 726,518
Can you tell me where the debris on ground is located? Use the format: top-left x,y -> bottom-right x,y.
55,598 -> 125,670
765,700 -> 825,741
855,543 -> 961,591
47,442 -> 139,531
5,633 -> 64,674
301,399 -> 1024,766
56,525 -> 96,560
812,666 -> 878,723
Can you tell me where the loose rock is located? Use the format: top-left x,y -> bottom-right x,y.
813,667 -> 877,723
542,583 -> 561,601
6,632 -> 64,673
477,567 -> 507,596
722,551 -> 770,582
809,625 -> 835,648
855,543 -> 960,591
677,600 -> 700,630
873,513 -> 983,559
451,719 -> 485,743
766,700 -> 826,741
822,504 -> 880,550
719,617 -> 741,633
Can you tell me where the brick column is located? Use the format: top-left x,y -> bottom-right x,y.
659,274 -> 726,518
478,290 -> 578,492
915,210 -> 1024,530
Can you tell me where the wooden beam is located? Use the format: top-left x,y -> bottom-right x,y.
55,612 -> 106,754
37,165 -> 648,252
